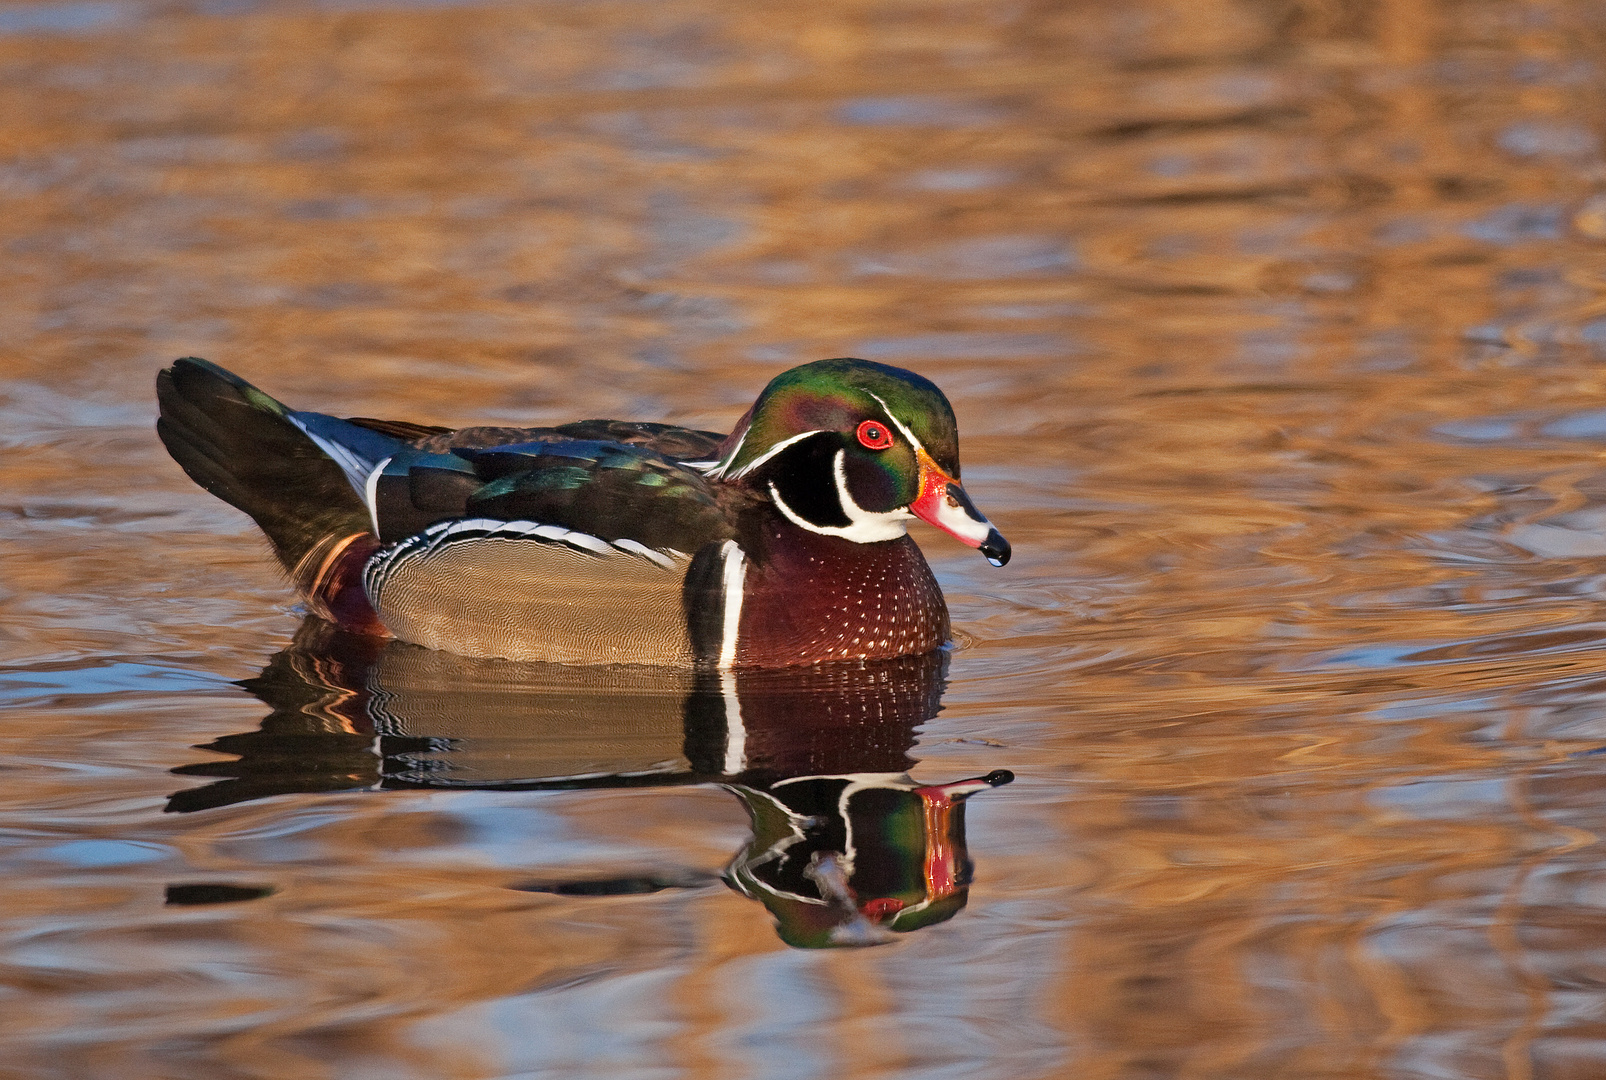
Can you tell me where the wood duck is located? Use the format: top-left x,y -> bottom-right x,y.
156,356 -> 1009,668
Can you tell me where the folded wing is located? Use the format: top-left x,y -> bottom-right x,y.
356,439 -> 738,665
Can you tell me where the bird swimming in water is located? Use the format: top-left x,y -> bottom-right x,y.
156,356 -> 1009,668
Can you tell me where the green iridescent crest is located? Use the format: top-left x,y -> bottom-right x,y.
709,358 -> 960,483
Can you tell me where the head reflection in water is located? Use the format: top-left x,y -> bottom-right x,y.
170,620 -> 1014,948
725,770 -> 1012,948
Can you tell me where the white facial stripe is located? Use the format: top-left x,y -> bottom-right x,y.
864,390 -> 927,456
833,449 -> 916,536
729,429 -> 825,480
698,427 -> 747,479
835,446 -> 912,527
767,449 -> 912,544
929,489 -> 995,545
767,484 -> 819,533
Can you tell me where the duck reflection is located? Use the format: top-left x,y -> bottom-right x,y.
171,621 -> 1012,947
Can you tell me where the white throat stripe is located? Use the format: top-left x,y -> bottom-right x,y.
767,449 -> 912,544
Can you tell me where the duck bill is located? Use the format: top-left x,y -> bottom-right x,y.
910,451 -> 1011,566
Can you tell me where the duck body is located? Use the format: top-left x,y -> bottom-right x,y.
156,357 -> 1008,668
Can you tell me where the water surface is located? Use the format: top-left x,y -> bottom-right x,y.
4,0 -> 1606,1076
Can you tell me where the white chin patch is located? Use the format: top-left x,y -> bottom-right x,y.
769,450 -> 911,544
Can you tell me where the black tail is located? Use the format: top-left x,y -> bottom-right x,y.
156,358 -> 372,575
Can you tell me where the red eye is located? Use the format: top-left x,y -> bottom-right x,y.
856,420 -> 894,450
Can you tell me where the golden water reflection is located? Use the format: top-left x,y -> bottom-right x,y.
2,0 -> 1606,1074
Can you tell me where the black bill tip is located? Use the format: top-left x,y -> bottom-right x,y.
981,528 -> 1011,567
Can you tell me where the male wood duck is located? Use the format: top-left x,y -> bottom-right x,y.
156,356 -> 1009,668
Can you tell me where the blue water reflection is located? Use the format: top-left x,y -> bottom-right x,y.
0,1 -> 134,36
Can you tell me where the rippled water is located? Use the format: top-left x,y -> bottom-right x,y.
5,0 -> 1606,1075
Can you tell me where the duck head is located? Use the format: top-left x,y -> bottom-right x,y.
702,358 -> 1010,566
